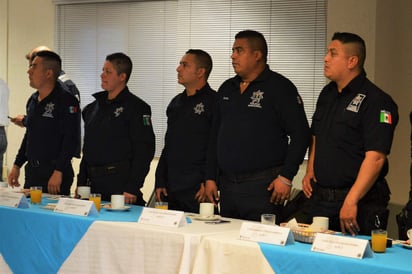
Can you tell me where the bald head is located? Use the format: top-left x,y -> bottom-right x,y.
26,46 -> 52,61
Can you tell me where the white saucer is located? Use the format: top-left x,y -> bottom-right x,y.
192,215 -> 221,221
102,204 -> 131,211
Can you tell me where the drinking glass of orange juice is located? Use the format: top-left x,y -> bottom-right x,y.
371,229 -> 387,253
155,201 -> 168,210
89,193 -> 101,211
30,186 -> 42,204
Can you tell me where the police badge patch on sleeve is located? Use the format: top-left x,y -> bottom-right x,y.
143,114 -> 152,126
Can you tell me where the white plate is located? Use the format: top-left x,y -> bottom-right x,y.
192,215 -> 221,221
102,204 -> 131,211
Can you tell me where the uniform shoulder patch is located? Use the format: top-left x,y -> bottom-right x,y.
380,110 -> 393,124
143,114 -> 152,126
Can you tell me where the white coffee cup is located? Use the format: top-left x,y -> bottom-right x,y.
111,194 -> 125,209
199,202 -> 214,217
77,186 -> 91,199
311,216 -> 329,231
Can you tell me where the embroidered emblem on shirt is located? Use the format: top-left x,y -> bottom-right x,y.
42,102 -> 55,118
194,102 -> 205,115
223,96 -> 229,101
346,93 -> 366,113
143,114 -> 152,126
114,107 -> 124,117
69,106 -> 78,113
380,110 -> 393,124
248,90 -> 264,108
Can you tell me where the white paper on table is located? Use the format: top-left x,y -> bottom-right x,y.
312,233 -> 373,259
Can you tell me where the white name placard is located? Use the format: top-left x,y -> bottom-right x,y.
312,233 -> 373,259
138,207 -> 187,228
239,221 -> 294,246
54,198 -> 98,216
0,191 -> 29,208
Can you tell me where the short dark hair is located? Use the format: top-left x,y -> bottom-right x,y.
332,32 -> 366,70
235,30 -> 268,62
34,50 -> 62,81
186,49 -> 213,80
106,52 -> 133,83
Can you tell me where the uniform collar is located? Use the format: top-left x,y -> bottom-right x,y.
31,84 -> 61,102
337,70 -> 368,95
232,64 -> 271,86
183,82 -> 212,98
93,86 -> 130,103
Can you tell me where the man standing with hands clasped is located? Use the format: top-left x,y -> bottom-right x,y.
155,49 -> 216,213
302,32 -> 398,235
205,30 -> 310,222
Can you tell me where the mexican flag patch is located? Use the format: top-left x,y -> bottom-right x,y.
69,106 -> 78,113
379,110 -> 392,124
143,114 -> 152,126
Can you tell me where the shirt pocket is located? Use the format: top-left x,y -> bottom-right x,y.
336,110 -> 363,146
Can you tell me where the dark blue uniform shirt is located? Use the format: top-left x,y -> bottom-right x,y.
155,83 -> 216,192
14,85 -> 80,171
78,87 -> 155,196
208,65 -> 310,181
312,71 -> 399,188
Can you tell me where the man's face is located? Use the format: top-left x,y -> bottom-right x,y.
324,40 -> 352,82
27,56 -> 48,89
100,61 -> 125,93
176,53 -> 200,87
231,38 -> 257,78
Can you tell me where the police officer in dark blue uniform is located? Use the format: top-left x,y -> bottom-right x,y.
77,53 -> 155,205
205,30 -> 310,222
11,45 -> 81,158
155,49 -> 216,213
302,32 -> 399,235
8,51 -> 80,195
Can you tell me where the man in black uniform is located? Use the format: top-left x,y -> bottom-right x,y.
77,52 -> 155,205
8,51 -> 80,195
302,32 -> 399,235
155,49 -> 216,213
205,30 -> 310,222
10,45 -> 81,158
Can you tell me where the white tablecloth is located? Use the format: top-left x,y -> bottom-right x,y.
192,231 -> 275,274
60,218 -> 244,274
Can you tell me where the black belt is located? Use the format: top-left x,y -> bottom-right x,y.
314,179 -> 388,202
220,166 -> 282,182
87,161 -> 129,177
28,159 -> 56,168
313,184 -> 349,202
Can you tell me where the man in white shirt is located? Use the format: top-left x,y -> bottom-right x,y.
0,78 -> 9,180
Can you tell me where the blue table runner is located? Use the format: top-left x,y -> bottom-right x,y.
259,235 -> 411,274
0,198 -> 144,274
